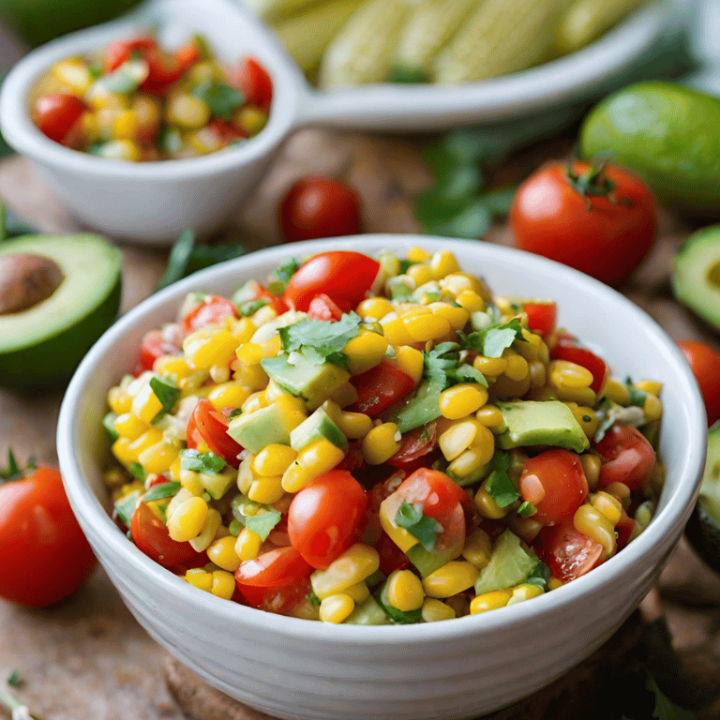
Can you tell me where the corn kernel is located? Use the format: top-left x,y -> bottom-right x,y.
113,413 -> 147,441
127,427 -> 164,458
403,313 -> 451,343
319,594 -> 355,624
236,342 -> 264,365
166,93 -> 211,129
643,393 -> 663,422
421,598 -> 456,622
580,453 -> 601,491
297,438 -> 345,476
154,355 -> 192,379
470,589 -> 513,614
207,382 -> 250,410
112,109 -> 139,140
166,488 -> 194,520
336,411 -> 374,440
590,491 -> 622,526
456,290 -> 484,313
280,463 -> 311,494
600,377 -> 630,404
131,380 -> 164,423
52,58 -> 92,93
138,442 -> 177,475
98,138 -> 140,161
343,332 -> 389,375
184,327 -> 238,370
423,561 -> 479,599
234,105 -> 268,135
605,481 -> 631,509
529,361 -> 547,388
241,391 -> 267,415
448,427 -> 494,477
394,345 -> 424,385
343,582 -> 370,604
406,264 -> 434,288
504,354 -> 530,382
473,355 -> 507,377
507,583 -> 544,605
108,386 -> 132,414
548,578 -> 564,591
475,405 -> 505,428
439,420 -> 478,461
637,380 -> 663,396
180,468 -> 204,496
548,360 -> 594,390
429,303 -> 469,331
429,250 -> 460,279
259,335 -> 282,359
362,423 -> 401,465
573,504 -> 616,559
439,384 -> 488,420
248,474 -> 284,504
252,444 -> 297,477
439,273 -> 474,296
461,528 -> 493,569
210,570 -> 236,600
357,297 -> 394,320
235,527 -> 262,562
474,483 -> 508,519
112,437 -> 137,466
167,496 -> 209,542
386,569 -> 424,612
407,246 -> 431,263
189,508 -> 222,552
184,568 -> 213,592
207,535 -> 242,572
565,403 -> 599,438
311,544 -> 380,599
381,317 -> 415,345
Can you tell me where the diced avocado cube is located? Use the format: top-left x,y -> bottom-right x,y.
474,529 -> 540,595
227,402 -> 297,453
261,353 -> 350,409
496,400 -> 589,453
406,542 -> 463,579
201,470 -> 236,500
344,596 -> 391,626
395,382 -> 443,433
290,407 -> 348,453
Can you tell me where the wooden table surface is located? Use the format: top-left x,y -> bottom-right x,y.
0,126 -> 718,720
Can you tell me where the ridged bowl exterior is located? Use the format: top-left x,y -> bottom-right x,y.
58,236 -> 706,720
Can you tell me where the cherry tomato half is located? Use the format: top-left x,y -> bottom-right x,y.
678,340 -> 720,426
387,422 -> 438,470
0,466 -> 96,607
520,449 -> 588,526
594,423 -> 656,492
180,295 -> 238,336
280,178 -> 363,244
288,470 -> 368,569
237,576 -> 311,615
550,335 -> 608,395
134,329 -> 181,375
186,399 -> 243,468
511,160 -> 657,287
522,301 -> 556,337
534,518 -> 604,583
230,57 -> 273,113
33,93 -> 87,145
235,546 -> 312,589
307,294 -> 343,322
350,359 -> 416,418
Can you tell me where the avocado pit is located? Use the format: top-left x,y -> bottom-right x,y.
0,253 -> 64,315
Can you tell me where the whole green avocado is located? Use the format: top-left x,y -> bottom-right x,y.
579,81 -> 720,213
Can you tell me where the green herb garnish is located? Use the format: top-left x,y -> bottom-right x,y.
278,312 -> 361,366
114,490 -> 140,528
143,481 -> 181,503
459,317 -> 525,359
485,452 -> 520,508
180,449 -> 227,475
127,463 -> 146,482
517,501 -> 537,517
395,501 -> 443,552
149,376 -> 179,413
423,342 -> 487,389
191,81 -> 244,118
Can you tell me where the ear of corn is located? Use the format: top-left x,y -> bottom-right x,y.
245,0 -> 324,22
319,0 -> 411,89
433,0 -> 567,84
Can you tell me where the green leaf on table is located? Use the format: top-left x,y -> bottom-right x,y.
184,243 -> 245,275
0,200 -> 38,242
395,500 -> 443,552
156,229 -> 196,291
430,199 -> 493,239
192,81 -> 244,119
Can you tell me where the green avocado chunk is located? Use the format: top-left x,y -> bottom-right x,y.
395,381 -> 443,433
227,403 -> 297,453
496,400 -> 589,453
0,234 -> 122,388
344,596 -> 391,625
672,225 -> 720,332
474,529 -> 541,595
699,426 -> 720,525
290,406 -> 348,453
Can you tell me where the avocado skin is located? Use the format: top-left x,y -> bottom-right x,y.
0,276 -> 120,389
579,81 -> 720,212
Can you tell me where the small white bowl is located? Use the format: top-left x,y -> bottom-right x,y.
57,235 -> 706,720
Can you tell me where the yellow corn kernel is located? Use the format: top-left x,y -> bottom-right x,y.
470,589 -> 513,614
234,104 -> 268,135
99,138 -> 140,161
439,273 -> 473,296
474,482 -> 508,519
112,109 -> 139,140
548,360 -> 594,390
138,442 -> 177,475
236,342 -> 264,365
506,583 -> 544,605
108,386 -> 132,414
248,474 -> 284,504
253,444 -> 298,476
421,598 -> 456,622
605,481 -> 631,510
362,422 -> 401,465
548,577 -> 564,591
590,491 -> 622,526
357,297 -> 395,320
210,570 -> 236,600
401,304 -> 432,317
473,355 -> 507,377
439,420 -> 478,461
429,250 -> 460,279
311,544 -> 380,599
461,528 -> 493,570
565,403 -> 599,438
528,361 -> 547,388
189,508 -> 222,552
241,391 -> 267,415
207,382 -> 250,411
429,303 -> 469,331
403,313 -> 451,343
235,527 -> 263,562
386,569 -> 424,612
165,93 -> 211,129
184,327 -> 238,370
297,438 -> 345,476
264,379 -> 287,403
407,246 -> 431,263
637,379 -> 663,396
439,383 -> 488,420
455,290 -> 484,313
448,427 -> 495,477
336,411 -> 374,440
394,345 -> 424,385
600,377 -> 630,404
207,535 -> 242,572
280,464 -> 310,494
406,264 -> 434,288
475,405 -> 505,428
381,317 -> 415,345
179,467 -> 204,495
423,561 -> 479,599
52,58 -> 92,93
343,332 -> 389,375
111,437 -> 137,466
154,355 -> 192,379
259,335 -> 282,359
184,568 -> 213,593
343,582 -> 370,604
131,381 -> 164,423
573,504 -> 616,559
377,251 -> 400,283
167,497 -> 209,543
504,353 -> 530,382
634,501 -> 654,532
127,427 -> 164,458
319,594 -> 356,624
229,317 -> 256,343
643,393 -> 663,422
113,413 -> 147,441
166,488 -> 194,520
132,93 -> 160,129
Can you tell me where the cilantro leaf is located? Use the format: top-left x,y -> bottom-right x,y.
149,376 -> 179,413
267,258 -> 299,296
237,298 -> 269,317
423,342 -> 488,389
7,671 -> 20,687
180,449 -> 227,475
156,229 -> 196,291
244,508 -> 282,541
184,243 -> 245,275
525,561 -> 550,589
395,500 -> 443,552
485,451 -> 520,508
114,491 -> 140,528
128,463 -> 146,482
143,481 -> 181,503
459,318 -> 525,359
517,501 -> 537,517
308,589 -> 321,606
191,81 -> 244,118
279,312 -> 361,363
626,376 -> 648,409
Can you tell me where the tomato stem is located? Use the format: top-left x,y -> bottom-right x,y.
0,450 -> 35,484
565,161 -> 631,211
0,683 -> 40,719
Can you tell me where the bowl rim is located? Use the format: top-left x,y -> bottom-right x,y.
0,0 -> 301,180
57,234 -> 707,645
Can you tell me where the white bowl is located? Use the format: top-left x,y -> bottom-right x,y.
57,235 -> 706,720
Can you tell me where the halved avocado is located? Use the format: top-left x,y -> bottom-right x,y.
672,225 -> 720,332
0,234 -> 122,388
685,425 -> 720,574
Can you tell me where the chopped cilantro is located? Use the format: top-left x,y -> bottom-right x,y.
626,376 -> 648,409
525,561 -> 550,589
228,408 -> 243,419
114,490 -> 140,528
267,258 -> 299,296
423,342 -> 488,389
398,259 -> 416,274
238,298 -> 269,317
191,81 -> 244,118
395,501 -> 443,552
517,501 -> 537,517
149,376 -> 179,413
127,463 -> 146,482
308,590 -> 321,607
7,671 -> 20,687
459,317 -> 525,359
245,509 -> 282,540
180,449 -> 227,475
143,481 -> 181,503
278,312 -> 361,365
485,452 -> 520,508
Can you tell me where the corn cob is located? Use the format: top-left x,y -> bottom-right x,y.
394,0 -> 479,76
274,0 -> 365,74
551,0 -> 649,56
244,0 -> 324,22
433,0 -> 567,84
319,0 -> 411,89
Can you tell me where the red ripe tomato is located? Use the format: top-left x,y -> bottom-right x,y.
0,466 -> 96,607
377,531 -> 410,576
104,38 -> 157,72
134,329 -> 181,375
180,294 -> 238,335
186,400 -> 243,468
230,57 -> 273,113
174,39 -> 202,71
595,424 -> 656,491
350,359 -> 416,418
208,119 -> 248,143
131,501 -> 201,570
237,576 -> 311,615
307,294 -> 343,322
105,38 -> 187,96
511,160 -> 657,287
288,470 -> 368,569
387,422 -> 438,470
534,518 -> 604,583
550,335 -> 608,394
33,93 -> 87,145
519,449 -> 588,525
522,301 -> 556,337
678,340 -> 720,426
615,509 -> 635,550
279,178 -> 363,244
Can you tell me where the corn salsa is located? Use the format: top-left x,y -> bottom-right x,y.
104,248 -> 664,624
32,35 -> 272,161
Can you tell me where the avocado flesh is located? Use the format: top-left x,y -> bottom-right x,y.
474,529 -> 541,595
290,407 -> 348,452
0,234 -> 122,388
672,225 -> 720,332
227,403 -> 295,453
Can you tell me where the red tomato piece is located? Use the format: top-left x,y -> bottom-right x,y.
307,294 -> 343,322
595,424 -> 656,492
104,37 -> 157,72
180,294 -> 238,335
33,93 -> 87,145
186,399 -> 243,468
678,340 -> 720,426
519,449 -> 588,525
230,56 -> 273,112
387,422 -> 438,470
175,39 -> 202,71
535,518 -> 604,583
522,301 -> 557,337
288,470 -> 368,569
208,119 -> 248,144
615,509 -> 635,550
349,359 -> 416,418
131,501 -> 202,570
134,329 -> 181,375
235,546 -> 312,590
550,337 -> 608,394
253,284 -> 288,316
282,251 -> 379,312
279,177 -> 363,244
377,531 -> 410,576
237,576 -> 311,615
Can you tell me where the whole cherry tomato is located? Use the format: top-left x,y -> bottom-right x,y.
288,470 -> 368,569
282,251 -> 379,312
33,93 -> 87,145
594,423 -> 656,491
186,399 -> 243,468
0,464 -> 96,607
534,518 -> 604,583
511,161 -> 657,287
180,294 -> 238,336
230,57 -> 273,113
678,340 -> 720,426
280,177 -> 363,244
519,449 -> 588,525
